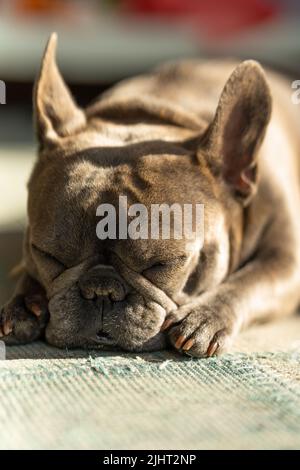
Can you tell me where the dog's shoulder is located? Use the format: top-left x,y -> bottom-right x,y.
86,60 -> 242,132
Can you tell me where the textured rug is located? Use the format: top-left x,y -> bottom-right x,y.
0,317 -> 300,450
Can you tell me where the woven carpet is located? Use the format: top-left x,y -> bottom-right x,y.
0,317 -> 300,450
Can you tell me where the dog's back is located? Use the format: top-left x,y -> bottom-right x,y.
97,59 -> 299,135
93,59 -> 300,268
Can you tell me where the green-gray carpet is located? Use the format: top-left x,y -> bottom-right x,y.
0,317 -> 300,450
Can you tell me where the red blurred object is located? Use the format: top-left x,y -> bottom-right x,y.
15,0 -> 71,15
124,0 -> 279,40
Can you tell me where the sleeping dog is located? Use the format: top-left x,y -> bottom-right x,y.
1,33 -> 300,356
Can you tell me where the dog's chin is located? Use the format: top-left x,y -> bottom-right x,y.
81,329 -> 167,352
45,329 -> 167,352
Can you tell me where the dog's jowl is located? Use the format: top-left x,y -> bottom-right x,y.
1,33 -> 300,357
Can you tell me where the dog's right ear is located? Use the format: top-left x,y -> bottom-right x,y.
34,33 -> 86,145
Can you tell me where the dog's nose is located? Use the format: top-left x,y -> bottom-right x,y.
79,276 -> 126,301
78,265 -> 127,302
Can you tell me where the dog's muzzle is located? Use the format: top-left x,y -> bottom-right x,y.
45,255 -> 178,350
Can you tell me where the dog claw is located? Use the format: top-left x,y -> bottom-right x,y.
160,318 -> 174,331
25,295 -> 46,317
182,338 -> 195,351
27,303 -> 42,317
3,321 -> 13,336
207,340 -> 219,357
175,335 -> 186,349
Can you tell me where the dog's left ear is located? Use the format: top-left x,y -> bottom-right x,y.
34,33 -> 86,145
202,60 -> 272,204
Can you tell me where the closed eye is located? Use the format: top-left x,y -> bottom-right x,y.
31,243 -> 67,268
31,243 -> 67,282
143,255 -> 187,275
147,262 -> 166,269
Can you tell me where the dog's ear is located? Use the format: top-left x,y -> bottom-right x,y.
34,33 -> 86,145
202,60 -> 272,204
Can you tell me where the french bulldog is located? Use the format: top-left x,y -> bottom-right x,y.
1,33 -> 300,357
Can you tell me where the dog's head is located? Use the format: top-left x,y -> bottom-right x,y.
25,34 -> 271,350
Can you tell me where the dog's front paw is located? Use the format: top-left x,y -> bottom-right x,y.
164,296 -> 237,357
0,293 -> 49,345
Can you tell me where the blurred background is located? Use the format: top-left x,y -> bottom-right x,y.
1,0 -> 300,303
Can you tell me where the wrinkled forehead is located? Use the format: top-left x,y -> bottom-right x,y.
29,147 -> 220,246
52,151 -> 204,203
